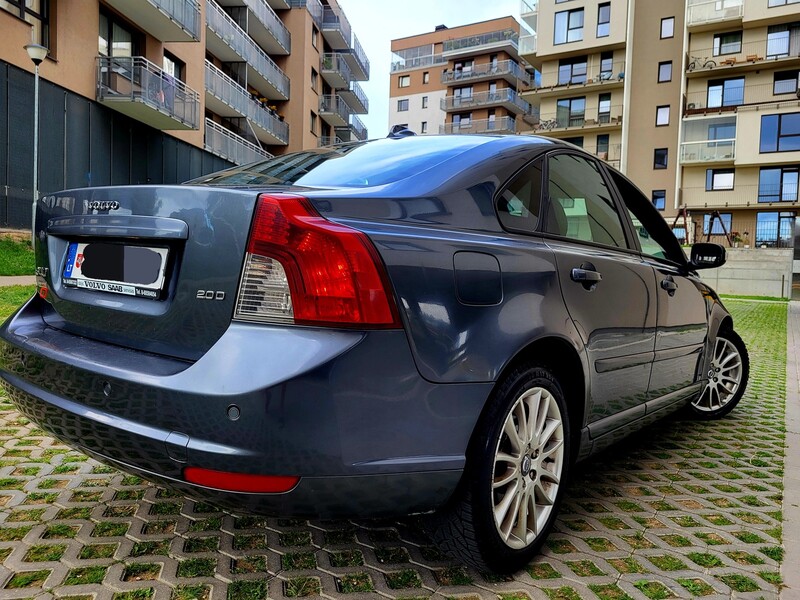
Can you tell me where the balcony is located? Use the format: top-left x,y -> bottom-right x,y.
390,52 -> 447,73
215,0 -> 291,54
206,0 -> 290,101
334,115 -> 367,142
532,59 -> 625,95
441,88 -> 536,117
102,0 -> 200,41
321,53 -> 353,89
442,29 -> 520,61
520,34 -> 537,58
686,37 -> 800,77
320,94 -> 352,127
441,116 -> 516,135
339,80 -> 368,114
441,59 -> 532,88
529,105 -> 624,134
682,184 -> 800,210
342,34 -> 369,81
322,5 -> 352,50
96,57 -> 199,130
205,118 -> 272,165
205,61 -> 289,146
686,0 -> 743,31
319,135 -> 344,147
520,0 -> 538,33
580,143 -> 622,170
288,0 -> 323,24
680,115 -> 736,164
685,82 -> 800,116
267,0 -> 289,8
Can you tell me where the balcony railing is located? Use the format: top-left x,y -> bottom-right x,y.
686,0 -> 743,28
319,136 -> 344,147
685,81 -> 800,115
350,115 -> 367,141
321,52 -> 353,88
322,5 -> 352,49
687,37 -> 800,74
288,0 -> 323,25
441,88 -> 535,116
342,34 -> 369,81
530,105 -> 624,132
391,52 -> 446,73
679,139 -> 736,163
440,116 -> 516,135
238,0 -> 291,54
102,0 -> 201,41
536,59 -> 626,90
205,118 -> 272,165
206,0 -> 290,100
520,34 -> 537,56
97,56 -> 199,130
579,143 -> 622,168
442,29 -> 519,56
521,0 -> 538,16
340,80 -> 369,114
205,61 -> 289,145
441,59 -> 532,87
320,94 -> 352,126
682,184 -> 800,209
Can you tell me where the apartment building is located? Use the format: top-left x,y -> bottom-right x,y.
520,0 -> 800,248
389,17 -> 538,136
0,0 -> 370,228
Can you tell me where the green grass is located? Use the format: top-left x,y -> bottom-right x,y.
633,582 -> 672,600
720,294 -> 788,302
64,566 -> 108,585
0,285 -> 35,320
0,236 -> 34,276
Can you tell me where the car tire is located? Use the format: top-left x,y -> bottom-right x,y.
689,328 -> 749,420
429,364 -> 570,573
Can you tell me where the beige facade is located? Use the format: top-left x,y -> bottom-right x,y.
0,0 -> 372,165
390,17 -> 537,136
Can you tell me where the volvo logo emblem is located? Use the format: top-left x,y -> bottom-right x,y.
521,455 -> 532,476
87,200 -> 120,212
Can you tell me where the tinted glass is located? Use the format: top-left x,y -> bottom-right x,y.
545,154 -> 627,248
760,115 -> 779,152
189,137 -> 486,188
496,159 -> 543,234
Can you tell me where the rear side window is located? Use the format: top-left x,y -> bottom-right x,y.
496,159 -> 543,234
545,153 -> 628,248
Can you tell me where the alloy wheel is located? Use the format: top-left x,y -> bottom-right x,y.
694,336 -> 743,412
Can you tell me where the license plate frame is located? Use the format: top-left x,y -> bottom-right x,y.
62,242 -> 169,299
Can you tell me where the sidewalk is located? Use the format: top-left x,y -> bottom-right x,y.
782,303 -> 800,598
0,275 -> 35,286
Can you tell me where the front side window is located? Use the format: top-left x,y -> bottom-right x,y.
760,112 -> 800,152
658,61 -> 672,83
706,168 -> 735,191
556,97 -> 585,127
545,154 -> 627,248
558,56 -> 588,85
554,8 -> 584,44
713,31 -> 742,55
496,159 -> 543,234
703,213 -> 733,235
597,3 -> 610,37
661,17 -> 675,39
707,77 -> 745,108
758,167 -> 799,202
654,148 -> 668,169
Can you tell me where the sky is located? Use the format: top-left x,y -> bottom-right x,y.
335,0 -> 523,138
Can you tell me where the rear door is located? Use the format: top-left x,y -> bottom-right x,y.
542,152 -> 657,436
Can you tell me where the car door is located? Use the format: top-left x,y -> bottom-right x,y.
542,152 -> 658,437
609,170 -> 708,406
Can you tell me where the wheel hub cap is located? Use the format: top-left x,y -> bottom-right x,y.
521,455 -> 532,476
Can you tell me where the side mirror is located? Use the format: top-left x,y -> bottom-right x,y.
690,243 -> 726,270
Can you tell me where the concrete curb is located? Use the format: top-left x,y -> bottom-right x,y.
781,302 -> 800,599
0,276 -> 35,287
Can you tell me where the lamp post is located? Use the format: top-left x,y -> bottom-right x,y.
24,43 -> 48,246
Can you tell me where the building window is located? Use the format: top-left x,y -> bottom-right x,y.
310,111 -> 317,135
706,168 -> 735,191
713,31 -> 742,55
163,53 -> 184,81
707,77 -> 744,108
654,148 -> 668,169
656,105 -> 670,126
769,0 -> 800,5
774,70 -> 799,95
756,211 -> 795,247
703,213 -> 732,235
99,12 -> 139,57
310,67 -> 318,90
554,8 -> 584,44
660,17 -> 674,39
397,99 -> 409,112
558,56 -> 588,85
563,136 -> 584,148
453,113 -> 472,130
421,121 -> 428,134
597,3 -> 610,37
398,75 -> 410,88
760,112 -> 800,152
758,167 -> 799,202
652,190 -> 666,210
423,71 -> 430,84
1,0 -> 49,47
600,51 -> 614,80
596,134 -> 609,158
598,93 -> 611,123
312,26 -> 318,48
658,61 -> 672,83
556,97 -> 585,127
421,96 -> 428,108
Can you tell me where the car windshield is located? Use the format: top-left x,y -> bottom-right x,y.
189,136 -> 488,188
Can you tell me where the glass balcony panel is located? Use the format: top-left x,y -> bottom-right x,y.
205,118 -> 272,165
441,59 -> 532,87
686,0 -> 743,27
441,116 -> 516,134
103,0 -> 200,41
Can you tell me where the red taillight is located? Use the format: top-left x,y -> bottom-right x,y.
235,193 -> 401,328
183,467 -> 299,493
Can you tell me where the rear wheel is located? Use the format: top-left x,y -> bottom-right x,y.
689,328 -> 749,419
429,364 -> 570,573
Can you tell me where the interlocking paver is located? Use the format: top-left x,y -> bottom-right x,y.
0,300 -> 787,599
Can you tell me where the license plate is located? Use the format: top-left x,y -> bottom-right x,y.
62,242 -> 169,299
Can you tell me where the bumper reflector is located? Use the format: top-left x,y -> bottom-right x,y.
183,467 -> 299,493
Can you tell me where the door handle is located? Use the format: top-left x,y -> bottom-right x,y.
661,276 -> 678,297
571,263 -> 602,291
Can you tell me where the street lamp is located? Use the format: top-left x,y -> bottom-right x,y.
24,43 -> 48,246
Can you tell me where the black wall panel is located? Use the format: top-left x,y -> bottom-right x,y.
65,95 -> 91,190
7,67 -> 33,191
39,82 -> 66,195
0,64 -> 7,188
89,102 -> 112,187
130,130 -> 148,185
112,116 -> 131,185
162,136 -> 178,184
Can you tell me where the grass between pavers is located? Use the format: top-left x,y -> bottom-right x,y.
0,235 -> 34,276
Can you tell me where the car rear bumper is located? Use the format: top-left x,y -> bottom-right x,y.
0,296 -> 492,518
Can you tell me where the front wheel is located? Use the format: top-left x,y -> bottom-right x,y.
689,328 -> 749,419
429,364 -> 570,573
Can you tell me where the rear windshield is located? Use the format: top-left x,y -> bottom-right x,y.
189,136 -> 488,188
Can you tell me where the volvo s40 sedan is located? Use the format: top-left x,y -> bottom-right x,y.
0,135 -> 748,572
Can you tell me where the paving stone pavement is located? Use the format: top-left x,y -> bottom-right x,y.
0,300 -> 788,600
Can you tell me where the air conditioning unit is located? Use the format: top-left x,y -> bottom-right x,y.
688,103 -> 697,109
